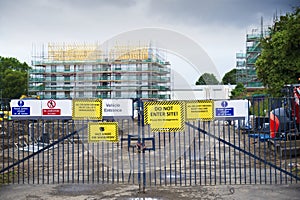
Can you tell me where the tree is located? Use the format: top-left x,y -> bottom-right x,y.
230,82 -> 246,99
195,73 -> 219,85
0,56 -> 30,99
222,68 -> 236,85
256,8 -> 300,97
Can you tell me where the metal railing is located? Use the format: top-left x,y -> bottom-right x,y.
0,98 -> 299,188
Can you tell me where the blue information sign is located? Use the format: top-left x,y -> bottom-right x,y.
12,107 -> 30,115
18,100 -> 24,107
215,108 -> 234,116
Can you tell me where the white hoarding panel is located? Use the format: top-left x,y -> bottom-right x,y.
11,99 -> 42,118
102,99 -> 133,117
214,100 -> 249,119
41,99 -> 72,118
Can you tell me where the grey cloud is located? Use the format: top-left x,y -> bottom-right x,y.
0,0 -> 137,17
1,0 -> 297,28
146,0 -> 299,27
59,0 -> 137,8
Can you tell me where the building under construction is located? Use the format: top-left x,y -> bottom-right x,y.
236,19 -> 270,88
236,29 -> 264,88
29,42 -> 171,99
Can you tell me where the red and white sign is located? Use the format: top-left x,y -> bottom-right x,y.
41,100 -> 72,117
47,100 -> 56,108
42,109 -> 61,115
42,100 -> 61,115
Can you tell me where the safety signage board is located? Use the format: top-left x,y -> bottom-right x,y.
11,99 -> 41,118
88,122 -> 119,142
102,99 -> 133,117
215,107 -> 233,116
214,100 -> 249,119
72,99 -> 102,120
185,100 -> 214,121
144,101 -> 185,132
41,99 -> 72,118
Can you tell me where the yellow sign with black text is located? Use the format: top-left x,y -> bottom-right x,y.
88,122 -> 119,143
144,101 -> 185,132
72,99 -> 102,120
185,100 -> 214,121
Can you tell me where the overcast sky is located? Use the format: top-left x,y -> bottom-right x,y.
0,0 -> 298,85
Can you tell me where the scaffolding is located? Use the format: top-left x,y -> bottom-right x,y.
236,18 -> 270,88
48,43 -> 101,61
109,44 -> 149,61
236,52 -> 247,84
29,42 -> 171,99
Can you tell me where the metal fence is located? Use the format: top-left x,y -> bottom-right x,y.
0,98 -> 299,190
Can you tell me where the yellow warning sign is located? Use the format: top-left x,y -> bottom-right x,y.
72,99 -> 102,120
144,101 -> 185,132
185,100 -> 214,121
88,122 -> 119,143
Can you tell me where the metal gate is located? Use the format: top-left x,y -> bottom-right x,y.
1,98 -> 300,189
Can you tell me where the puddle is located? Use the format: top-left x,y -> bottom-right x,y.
127,198 -> 161,200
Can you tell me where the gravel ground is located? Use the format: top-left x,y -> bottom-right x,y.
0,183 -> 300,200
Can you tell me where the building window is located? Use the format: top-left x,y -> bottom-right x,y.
64,76 -> 70,82
136,90 -> 142,98
64,65 -> 70,71
51,65 -> 56,72
65,91 -> 70,98
92,91 -> 98,98
92,74 -> 99,81
77,75 -> 84,81
51,75 -> 56,85
115,65 -> 121,71
51,92 -> 56,98
78,65 -> 84,72
116,91 -> 121,97
115,74 -> 121,80
51,75 -> 56,81
79,91 -> 84,97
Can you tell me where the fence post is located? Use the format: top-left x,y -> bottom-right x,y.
136,98 -> 146,192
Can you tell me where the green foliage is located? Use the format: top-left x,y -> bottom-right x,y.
230,82 -> 246,99
292,166 -> 300,176
249,99 -> 269,116
256,8 -> 300,97
0,170 -> 17,184
195,73 -> 219,85
222,68 -> 236,85
3,70 -> 28,99
0,56 -> 30,99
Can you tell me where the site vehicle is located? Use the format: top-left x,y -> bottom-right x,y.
0,98 -> 11,121
19,95 -> 40,100
270,84 -> 300,138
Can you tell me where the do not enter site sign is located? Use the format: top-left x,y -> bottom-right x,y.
144,101 -> 185,132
